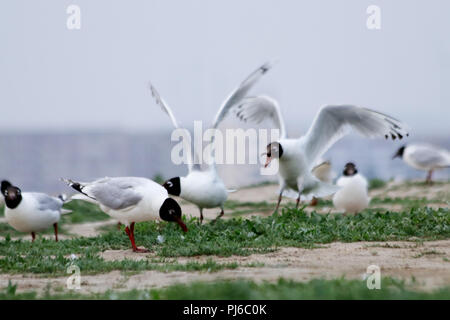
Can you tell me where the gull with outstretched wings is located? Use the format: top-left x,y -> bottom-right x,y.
234,95 -> 409,212
149,62 -> 274,222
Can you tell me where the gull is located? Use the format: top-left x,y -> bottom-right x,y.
233,95 -> 409,212
393,143 -> 450,184
333,162 -> 370,214
1,180 -> 70,241
149,61 -> 273,223
62,177 -> 187,252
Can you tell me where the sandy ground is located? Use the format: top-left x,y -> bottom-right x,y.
1,240 -> 449,294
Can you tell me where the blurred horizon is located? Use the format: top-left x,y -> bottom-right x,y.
1,130 -> 449,194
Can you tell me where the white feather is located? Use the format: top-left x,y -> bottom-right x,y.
5,193 -> 61,233
333,174 -> 370,214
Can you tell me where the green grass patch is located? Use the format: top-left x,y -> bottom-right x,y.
61,200 -> 110,223
369,178 -> 387,190
2,277 -> 450,300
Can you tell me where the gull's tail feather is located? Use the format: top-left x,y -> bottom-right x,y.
61,209 -> 72,215
60,178 -> 96,201
69,193 -> 98,204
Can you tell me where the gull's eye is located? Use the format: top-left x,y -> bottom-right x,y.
4,190 -> 8,196
167,181 -> 173,188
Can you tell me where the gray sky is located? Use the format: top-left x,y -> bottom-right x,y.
0,0 -> 448,136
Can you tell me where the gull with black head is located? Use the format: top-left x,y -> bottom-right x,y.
233,95 -> 409,212
62,177 -> 187,252
149,62 -> 274,223
1,180 -> 69,241
332,163 -> 370,215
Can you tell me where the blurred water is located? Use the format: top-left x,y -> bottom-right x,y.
0,131 -> 448,193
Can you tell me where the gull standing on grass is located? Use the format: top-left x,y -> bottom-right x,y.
1,180 -> 70,241
392,144 -> 450,184
149,62 -> 274,223
62,177 -> 187,252
232,95 -> 409,212
332,162 -> 370,215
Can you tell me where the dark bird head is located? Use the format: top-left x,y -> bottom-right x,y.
159,198 -> 187,232
263,142 -> 283,168
392,145 -> 406,159
1,180 -> 22,209
343,163 -> 358,176
162,177 -> 181,196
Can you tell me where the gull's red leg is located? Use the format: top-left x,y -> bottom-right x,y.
125,223 -> 148,253
426,170 -> 433,185
31,232 -> 36,242
53,223 -> 58,242
273,192 -> 283,215
212,208 -> 224,223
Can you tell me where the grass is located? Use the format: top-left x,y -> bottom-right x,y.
369,178 -> 387,190
2,277 -> 450,300
0,206 -> 448,275
224,200 -> 274,216
61,200 -> 110,223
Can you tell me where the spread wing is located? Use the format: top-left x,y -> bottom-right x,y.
148,83 -> 200,171
211,61 -> 275,129
233,95 -> 286,139
149,82 -> 179,129
303,105 -> 409,167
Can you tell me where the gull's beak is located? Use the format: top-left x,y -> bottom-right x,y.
175,217 -> 188,232
264,155 -> 272,168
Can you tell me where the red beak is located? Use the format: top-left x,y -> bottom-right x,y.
264,156 -> 272,168
175,217 -> 188,232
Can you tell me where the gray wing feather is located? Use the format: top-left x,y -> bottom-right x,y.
89,178 -> 143,210
234,95 -> 286,138
211,61 -> 275,129
410,146 -> 450,168
32,193 -> 63,212
303,105 -> 409,167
